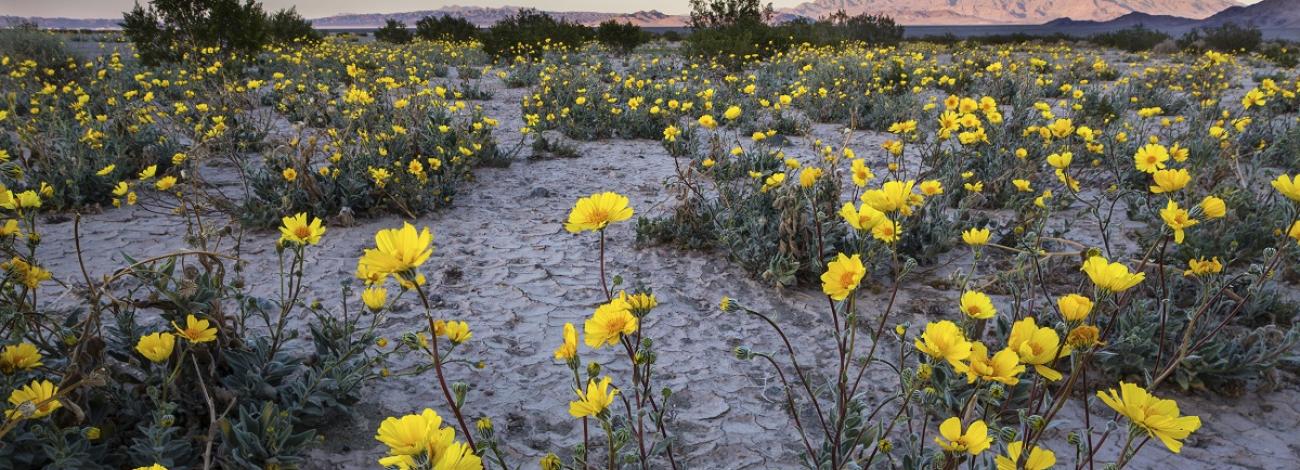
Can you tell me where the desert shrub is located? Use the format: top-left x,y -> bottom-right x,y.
120,0 -> 271,65
595,20 -> 648,54
1258,41 -> 1299,68
267,7 -> 320,43
774,10 -> 904,46
1092,25 -> 1170,52
480,9 -> 592,58
374,19 -> 413,44
415,14 -> 479,42
1180,22 -> 1263,53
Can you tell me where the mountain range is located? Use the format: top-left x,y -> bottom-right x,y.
6,0 -> 1298,30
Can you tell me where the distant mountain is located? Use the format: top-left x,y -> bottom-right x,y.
310,6 -> 689,28
1,16 -> 121,29
1044,12 -> 1200,28
1199,0 -> 1300,28
776,0 -> 1242,25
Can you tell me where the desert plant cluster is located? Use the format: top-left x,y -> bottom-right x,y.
0,1 -> 1299,469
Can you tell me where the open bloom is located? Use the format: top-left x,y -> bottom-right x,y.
959,291 -> 996,320
359,223 -> 434,278
1081,256 -> 1144,292
1097,382 -> 1202,453
584,297 -> 637,348
820,253 -> 865,301
6,380 -> 61,420
569,376 -> 618,418
1149,168 -> 1190,194
564,192 -> 633,233
0,342 -> 43,373
1272,174 -> 1300,202
1159,200 -> 1198,244
173,314 -> 218,343
995,441 -> 1056,470
1008,317 -> 1071,381
961,227 -> 990,246
861,180 -> 916,214
1134,144 -> 1169,173
278,212 -> 326,246
935,417 -> 991,456
840,202 -> 885,232
914,320 -> 972,366
136,332 -> 176,363
1184,257 -> 1222,277
955,342 -> 1024,385
374,408 -> 460,466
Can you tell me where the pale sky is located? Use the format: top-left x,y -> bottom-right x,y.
0,0 -> 1265,19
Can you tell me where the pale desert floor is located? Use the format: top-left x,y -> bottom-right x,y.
32,78 -> 1300,469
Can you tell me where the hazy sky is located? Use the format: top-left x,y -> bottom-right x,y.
0,0 -> 1266,19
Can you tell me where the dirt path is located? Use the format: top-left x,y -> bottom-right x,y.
32,78 -> 1300,469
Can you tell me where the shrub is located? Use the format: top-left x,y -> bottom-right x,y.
1092,25 -> 1170,52
1180,22 -> 1263,53
373,19 -> 413,44
773,10 -> 904,46
267,7 -> 320,43
120,0 -> 270,65
595,20 -> 648,54
480,9 -> 592,58
415,14 -> 479,42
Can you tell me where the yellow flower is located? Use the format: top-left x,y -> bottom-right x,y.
959,291 -> 996,320
850,159 -> 874,187
1057,294 -> 1093,322
995,441 -> 1056,470
96,164 -> 116,176
173,314 -> 218,343
839,202 -> 884,232
6,380 -> 61,420
133,465 -> 168,470
799,167 -> 822,188
564,192 -> 634,233
569,376 -> 618,418
554,322 -> 578,361
961,227 -> 990,246
1081,256 -> 1145,292
138,164 -> 157,180
1097,382 -> 1202,453
1046,152 -> 1072,169
1047,118 -> 1074,139
914,320 -> 972,366
662,125 -> 680,142
1242,88 -> 1266,109
375,408 -> 455,459
359,222 -> 435,277
584,297 -> 637,348
872,218 -> 901,243
1183,257 -> 1222,277
1149,168 -> 1190,194
820,253 -> 865,301
919,180 -> 944,196
1008,317 -> 1071,381
861,180 -> 915,214
433,442 -> 482,470
1134,144 -> 1169,173
1160,199 -> 1198,244
1066,325 -> 1101,349
935,417 -> 992,456
1289,220 -> 1300,244
155,176 -> 177,191
621,291 -> 658,313
439,320 -> 472,344
1012,179 -> 1032,192
0,342 -> 43,373
362,287 -> 387,311
697,114 -> 717,129
278,212 -> 326,246
135,332 -> 175,363
1271,174 -> 1300,202
723,105 -> 741,120
954,342 -> 1024,385
1200,195 -> 1226,219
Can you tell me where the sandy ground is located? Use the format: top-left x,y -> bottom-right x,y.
31,78 -> 1300,469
